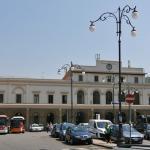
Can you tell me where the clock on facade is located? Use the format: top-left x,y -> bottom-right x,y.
106,64 -> 112,70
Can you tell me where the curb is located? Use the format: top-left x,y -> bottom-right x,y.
93,139 -> 117,149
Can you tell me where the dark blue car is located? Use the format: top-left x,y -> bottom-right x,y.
59,122 -> 75,141
65,126 -> 93,145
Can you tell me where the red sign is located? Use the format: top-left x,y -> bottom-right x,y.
125,94 -> 134,104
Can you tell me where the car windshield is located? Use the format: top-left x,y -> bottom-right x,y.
32,124 -> 39,127
73,126 -> 87,132
123,125 -> 137,132
97,122 -> 110,128
147,125 -> 150,130
62,123 -> 74,130
39,124 -> 43,127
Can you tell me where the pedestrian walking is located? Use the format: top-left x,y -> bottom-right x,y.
104,122 -> 112,143
46,123 -> 50,133
49,122 -> 53,135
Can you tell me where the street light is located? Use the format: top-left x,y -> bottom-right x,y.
58,61 -> 83,123
89,5 -> 138,145
112,75 -> 118,123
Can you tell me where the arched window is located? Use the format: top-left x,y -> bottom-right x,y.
93,91 -> 100,104
134,92 -> 140,105
106,91 -> 112,104
120,92 -> 125,102
77,90 -> 84,104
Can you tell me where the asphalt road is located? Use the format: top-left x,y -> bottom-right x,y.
0,132 -> 107,150
1,132 -> 150,150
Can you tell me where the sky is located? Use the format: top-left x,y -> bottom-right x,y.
0,0 -> 149,79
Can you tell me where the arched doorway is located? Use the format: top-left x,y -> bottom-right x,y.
106,91 -> 112,104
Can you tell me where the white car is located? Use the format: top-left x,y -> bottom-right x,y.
29,123 -> 43,132
88,119 -> 112,138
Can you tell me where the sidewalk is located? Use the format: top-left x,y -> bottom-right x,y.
93,139 -> 117,149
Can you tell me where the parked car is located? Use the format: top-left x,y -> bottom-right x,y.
144,124 -> 150,140
51,123 -> 61,138
59,122 -> 75,141
78,123 -> 89,127
134,122 -> 147,133
65,126 -> 93,145
88,119 -> 112,139
29,123 -> 44,132
111,124 -> 144,144
39,124 -> 44,131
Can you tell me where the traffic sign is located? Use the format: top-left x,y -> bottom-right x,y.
125,93 -> 134,104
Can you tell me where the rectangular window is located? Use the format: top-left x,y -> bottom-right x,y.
62,95 -> 67,104
94,76 -> 99,82
107,76 -> 111,82
16,94 -> 21,103
79,75 -> 83,81
34,94 -> 39,104
134,77 -> 139,83
48,95 -> 53,104
0,94 -> 4,103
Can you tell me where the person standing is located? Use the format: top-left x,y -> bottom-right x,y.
104,122 -> 112,143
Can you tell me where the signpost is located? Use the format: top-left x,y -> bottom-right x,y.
125,93 -> 134,104
125,93 -> 135,144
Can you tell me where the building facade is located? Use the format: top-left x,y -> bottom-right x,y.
0,59 -> 150,128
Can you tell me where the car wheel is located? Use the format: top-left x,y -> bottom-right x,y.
125,139 -> 129,144
145,135 -> 148,140
60,136 -> 62,140
88,139 -> 93,144
139,140 -> 143,144
70,138 -> 74,145
65,137 -> 68,144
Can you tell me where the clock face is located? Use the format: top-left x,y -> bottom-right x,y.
106,64 -> 112,70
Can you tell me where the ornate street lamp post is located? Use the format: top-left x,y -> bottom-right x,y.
89,5 -> 138,145
58,62 -> 83,123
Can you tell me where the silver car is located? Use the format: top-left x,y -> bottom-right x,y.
29,123 -> 43,132
111,124 -> 144,144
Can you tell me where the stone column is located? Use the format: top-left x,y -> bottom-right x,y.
59,108 -> 62,123
26,108 -> 29,130
133,108 -> 136,123
91,108 -> 94,119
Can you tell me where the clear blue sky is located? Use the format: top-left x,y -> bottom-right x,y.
0,0 -> 149,79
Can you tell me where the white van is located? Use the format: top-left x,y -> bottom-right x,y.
88,119 -> 112,138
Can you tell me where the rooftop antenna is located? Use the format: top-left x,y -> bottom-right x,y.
95,53 -> 100,61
